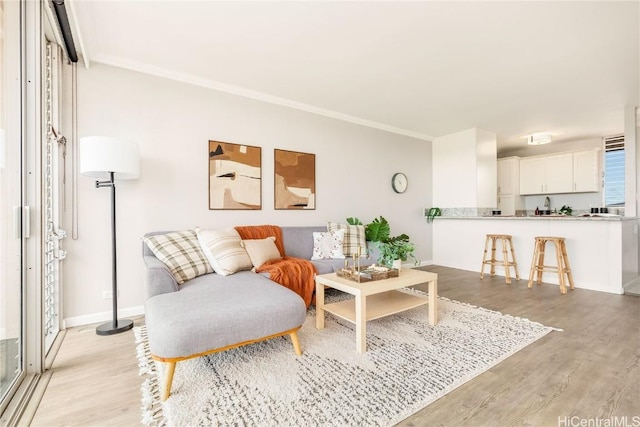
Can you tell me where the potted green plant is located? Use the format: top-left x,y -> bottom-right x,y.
347,215 -> 390,242
426,207 -> 441,223
559,205 -> 572,215
346,216 -> 417,269
375,234 -> 418,269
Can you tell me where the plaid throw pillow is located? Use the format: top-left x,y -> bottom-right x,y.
143,229 -> 213,284
327,222 -> 368,257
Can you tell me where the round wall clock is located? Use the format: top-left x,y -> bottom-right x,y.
391,172 -> 408,193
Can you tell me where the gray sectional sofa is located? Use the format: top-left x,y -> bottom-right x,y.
142,225 -> 379,400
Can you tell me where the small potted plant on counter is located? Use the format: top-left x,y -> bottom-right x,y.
559,205 -> 572,215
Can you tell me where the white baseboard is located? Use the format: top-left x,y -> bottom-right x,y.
408,260 -> 433,268
63,305 -> 145,329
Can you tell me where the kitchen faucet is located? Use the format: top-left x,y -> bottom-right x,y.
544,196 -> 550,209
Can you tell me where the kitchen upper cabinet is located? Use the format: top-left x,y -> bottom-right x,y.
573,149 -> 601,192
545,153 -> 574,193
519,153 -> 573,195
497,157 -> 520,195
519,157 -> 546,195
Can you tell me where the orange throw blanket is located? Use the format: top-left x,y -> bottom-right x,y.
235,225 -> 317,307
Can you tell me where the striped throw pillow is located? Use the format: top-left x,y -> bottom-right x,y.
327,222 -> 368,257
197,228 -> 253,276
143,229 -> 213,284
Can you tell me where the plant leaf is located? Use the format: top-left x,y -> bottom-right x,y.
365,216 -> 390,242
346,217 -> 362,226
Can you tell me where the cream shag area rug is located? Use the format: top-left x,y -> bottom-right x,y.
136,289 -> 560,427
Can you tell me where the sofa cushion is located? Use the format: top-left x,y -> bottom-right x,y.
311,229 -> 345,260
280,226 -> 326,259
145,271 -> 306,359
241,236 -> 282,268
143,229 -> 213,285
327,222 -> 368,257
197,228 -> 253,276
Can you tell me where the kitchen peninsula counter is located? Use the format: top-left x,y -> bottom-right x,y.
432,215 -> 638,294
441,215 -> 636,221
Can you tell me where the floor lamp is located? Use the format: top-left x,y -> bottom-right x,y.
80,136 -> 140,335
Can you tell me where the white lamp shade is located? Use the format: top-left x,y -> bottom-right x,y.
80,136 -> 140,180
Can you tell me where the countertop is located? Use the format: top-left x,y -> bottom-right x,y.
437,214 -> 638,221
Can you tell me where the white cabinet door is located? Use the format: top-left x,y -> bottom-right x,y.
573,149 -> 600,192
544,153 -> 573,194
519,154 -> 573,194
519,157 -> 545,195
497,160 -> 508,194
497,157 -> 519,195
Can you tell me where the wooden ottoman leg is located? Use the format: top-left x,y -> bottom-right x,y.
290,330 -> 303,356
162,361 -> 176,402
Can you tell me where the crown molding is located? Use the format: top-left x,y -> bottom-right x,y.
91,54 -> 434,142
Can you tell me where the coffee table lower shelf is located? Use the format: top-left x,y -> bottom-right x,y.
323,290 -> 427,322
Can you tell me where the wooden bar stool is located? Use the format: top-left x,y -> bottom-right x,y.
528,236 -> 575,294
480,234 -> 519,284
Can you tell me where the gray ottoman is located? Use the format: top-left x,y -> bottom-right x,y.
144,271 -> 306,400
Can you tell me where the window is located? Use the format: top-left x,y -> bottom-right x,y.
603,135 -> 625,207
0,0 -> 25,411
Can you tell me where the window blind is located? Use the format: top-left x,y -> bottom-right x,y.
603,135 -> 625,206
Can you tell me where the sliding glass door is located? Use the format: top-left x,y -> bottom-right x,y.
0,0 -> 25,408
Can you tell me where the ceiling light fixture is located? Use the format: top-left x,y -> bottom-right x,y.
527,133 -> 552,145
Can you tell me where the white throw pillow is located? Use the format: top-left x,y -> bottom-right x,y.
327,222 -> 368,257
241,236 -> 282,268
197,228 -> 253,276
311,229 -> 346,260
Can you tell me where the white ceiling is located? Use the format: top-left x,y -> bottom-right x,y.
69,1 -> 639,154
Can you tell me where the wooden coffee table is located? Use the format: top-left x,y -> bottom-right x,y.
315,268 -> 438,353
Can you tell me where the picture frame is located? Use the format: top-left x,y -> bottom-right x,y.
274,149 -> 316,210
208,140 -> 262,210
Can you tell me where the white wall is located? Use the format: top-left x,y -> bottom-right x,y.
62,63 -> 432,325
476,129 -> 498,209
433,128 -> 496,209
433,129 -> 478,208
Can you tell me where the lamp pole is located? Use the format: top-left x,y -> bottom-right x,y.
95,171 -> 133,335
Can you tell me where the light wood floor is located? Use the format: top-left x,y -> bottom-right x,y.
28,266 -> 639,427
